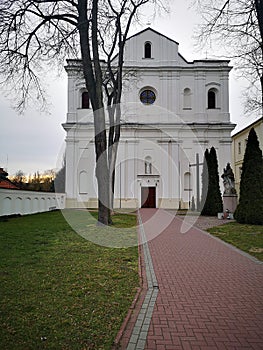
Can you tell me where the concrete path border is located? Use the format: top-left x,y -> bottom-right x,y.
126,210 -> 159,350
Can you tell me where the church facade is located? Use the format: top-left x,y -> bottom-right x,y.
63,28 -> 235,210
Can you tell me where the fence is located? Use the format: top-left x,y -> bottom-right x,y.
0,189 -> 66,216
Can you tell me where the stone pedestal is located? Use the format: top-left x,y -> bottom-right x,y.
223,194 -> 238,214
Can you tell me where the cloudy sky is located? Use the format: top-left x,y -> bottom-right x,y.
0,2 -> 258,176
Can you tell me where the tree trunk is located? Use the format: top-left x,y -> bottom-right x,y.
108,102 -> 121,212
109,140 -> 119,211
94,112 -> 110,225
255,0 -> 263,109
78,0 -> 110,225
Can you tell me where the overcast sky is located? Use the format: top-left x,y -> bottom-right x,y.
0,2 -> 259,176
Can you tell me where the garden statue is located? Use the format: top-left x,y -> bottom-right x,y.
221,163 -> 237,195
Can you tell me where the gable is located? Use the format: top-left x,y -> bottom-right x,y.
123,27 -> 186,67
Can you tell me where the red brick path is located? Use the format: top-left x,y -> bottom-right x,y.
140,209 -> 263,350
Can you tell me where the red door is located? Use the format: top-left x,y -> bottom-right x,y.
141,187 -> 156,208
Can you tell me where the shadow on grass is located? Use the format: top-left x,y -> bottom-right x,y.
61,209 -> 138,248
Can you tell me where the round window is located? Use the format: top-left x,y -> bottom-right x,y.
140,89 -> 156,105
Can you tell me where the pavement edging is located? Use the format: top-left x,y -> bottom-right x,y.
176,215 -> 263,265
126,210 -> 159,350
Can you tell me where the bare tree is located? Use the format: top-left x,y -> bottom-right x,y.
0,0 -> 167,225
26,170 -> 55,191
11,170 -> 26,187
194,0 -> 263,113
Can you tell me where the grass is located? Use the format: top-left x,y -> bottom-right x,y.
207,221 -> 263,261
0,210 -> 139,350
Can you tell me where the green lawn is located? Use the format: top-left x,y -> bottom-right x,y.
0,210 -> 139,350
207,222 -> 263,261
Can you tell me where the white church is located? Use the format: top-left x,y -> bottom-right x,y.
63,28 -> 235,210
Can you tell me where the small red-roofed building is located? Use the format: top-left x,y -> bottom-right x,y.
0,168 -> 20,190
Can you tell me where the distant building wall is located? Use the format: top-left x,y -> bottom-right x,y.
0,189 -> 66,216
232,117 -> 263,197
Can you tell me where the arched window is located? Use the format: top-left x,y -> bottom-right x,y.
145,156 -> 152,174
208,89 -> 216,109
183,88 -> 191,109
144,42 -> 152,58
82,91 -> 90,109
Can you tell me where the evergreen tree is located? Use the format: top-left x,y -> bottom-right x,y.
200,149 -> 209,213
201,147 -> 223,216
209,147 -> 223,214
235,128 -> 263,224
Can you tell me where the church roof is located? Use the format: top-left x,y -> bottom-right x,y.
126,27 -> 179,45
124,27 -> 231,69
65,27 -> 231,70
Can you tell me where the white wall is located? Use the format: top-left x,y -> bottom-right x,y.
63,28 -> 235,209
0,189 -> 66,216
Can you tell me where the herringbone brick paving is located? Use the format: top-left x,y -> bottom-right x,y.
140,209 -> 263,350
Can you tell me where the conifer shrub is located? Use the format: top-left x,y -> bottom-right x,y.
201,147 -> 223,216
234,128 -> 263,225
